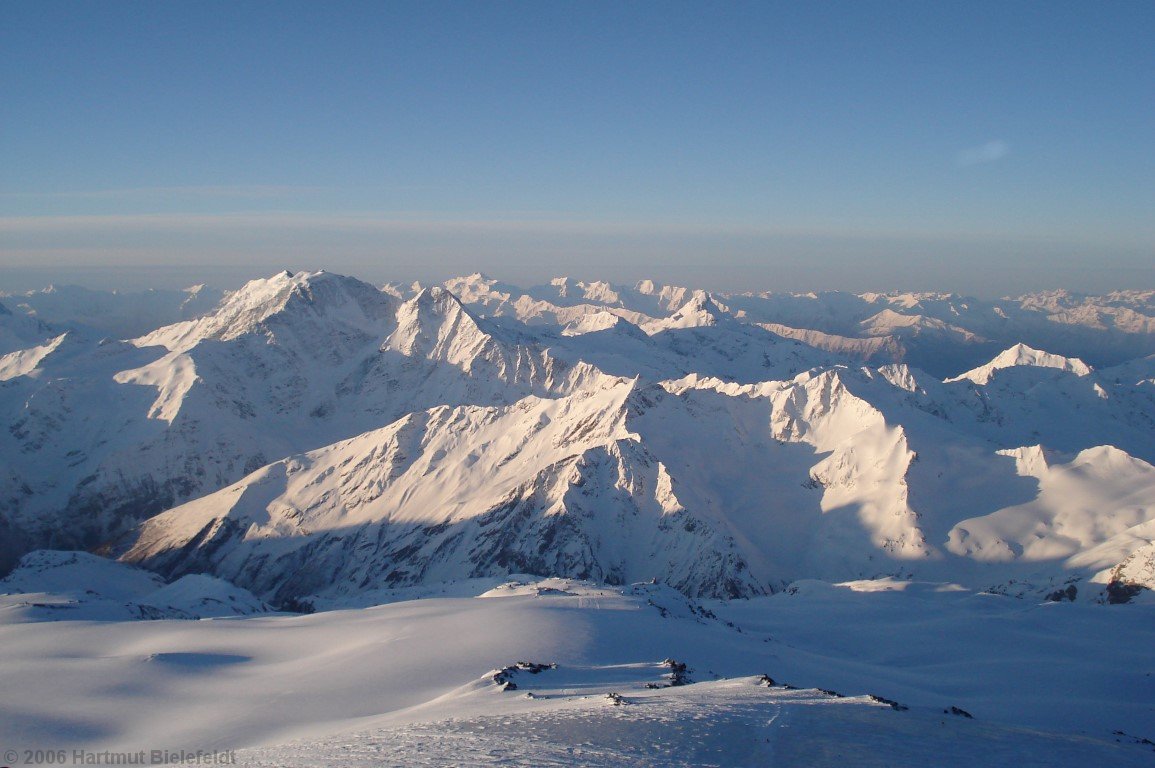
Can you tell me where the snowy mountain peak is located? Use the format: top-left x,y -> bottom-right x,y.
948,342 -> 1093,385
1072,444 -> 1153,474
550,276 -> 578,295
625,280 -> 700,313
403,284 -> 472,318
567,280 -> 622,307
441,273 -> 507,305
996,444 -> 1054,477
647,291 -> 730,332
447,272 -> 497,290
875,363 -> 924,393
561,311 -> 645,338
769,368 -> 885,450
385,286 -> 492,363
0,332 -> 69,381
859,309 -> 979,341
546,277 -> 623,306
135,270 -> 392,353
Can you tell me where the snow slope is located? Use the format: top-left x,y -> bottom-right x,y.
947,446 -> 1155,571
119,378 -> 761,602
0,550 -> 269,620
0,299 -> 56,355
119,359 -> 1155,604
0,577 -> 1151,766
948,343 -> 1093,385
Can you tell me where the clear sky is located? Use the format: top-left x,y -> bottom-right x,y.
1,1 -> 1152,295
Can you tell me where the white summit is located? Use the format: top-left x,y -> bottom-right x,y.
947,342 -> 1093,384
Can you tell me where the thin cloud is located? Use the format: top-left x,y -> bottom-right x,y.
956,140 -> 1010,167
0,185 -> 330,201
0,210 -> 1096,247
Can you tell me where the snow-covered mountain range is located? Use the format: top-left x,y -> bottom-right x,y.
3,270 -> 1154,605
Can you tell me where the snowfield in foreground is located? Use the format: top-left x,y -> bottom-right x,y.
1,574 -> 1152,767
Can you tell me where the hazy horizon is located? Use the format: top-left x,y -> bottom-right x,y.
2,3 -> 1152,297
2,251 -> 1153,300
2,247 -> 1155,300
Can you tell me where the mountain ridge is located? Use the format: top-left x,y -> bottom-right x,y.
1,269 -> 1152,605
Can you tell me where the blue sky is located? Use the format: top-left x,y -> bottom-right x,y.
1,1 -> 1152,294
